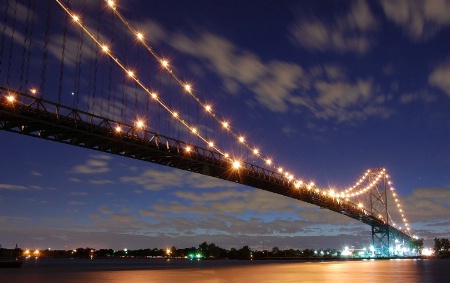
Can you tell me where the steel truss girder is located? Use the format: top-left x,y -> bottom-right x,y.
0,87 -> 412,241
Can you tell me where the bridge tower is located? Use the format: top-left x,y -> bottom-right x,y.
369,169 -> 390,256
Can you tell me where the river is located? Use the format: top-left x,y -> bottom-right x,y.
2,258 -> 449,282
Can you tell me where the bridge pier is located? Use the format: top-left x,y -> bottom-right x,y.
369,169 -> 390,256
372,224 -> 390,256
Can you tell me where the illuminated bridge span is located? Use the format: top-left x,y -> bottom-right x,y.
0,0 -> 414,255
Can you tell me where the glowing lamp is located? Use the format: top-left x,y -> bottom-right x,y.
232,160 -> 241,170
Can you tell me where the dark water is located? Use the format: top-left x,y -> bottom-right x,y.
2,258 -> 449,282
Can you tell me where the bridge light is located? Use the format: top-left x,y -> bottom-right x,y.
136,32 -> 144,41
224,153 -> 229,158
238,136 -> 245,143
358,203 -> 363,209
252,148 -> 259,155
127,70 -> 134,77
151,92 -> 158,99
232,160 -> 241,170
30,88 -> 37,94
101,45 -> 109,53
6,95 -> 15,103
161,60 -> 169,68
115,126 -> 121,133
107,0 -> 115,9
185,146 -> 191,153
135,120 -> 144,129
184,84 -> 191,92
191,128 -> 197,134
172,112 -> 178,117
222,121 -> 229,129
265,159 -> 272,165
205,105 -> 212,112
278,167 -> 283,173
72,15 -> 80,22
208,141 -> 214,147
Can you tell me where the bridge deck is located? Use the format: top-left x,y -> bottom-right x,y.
0,87 -> 411,241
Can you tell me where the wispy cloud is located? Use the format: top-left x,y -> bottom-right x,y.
71,155 -> 112,174
99,206 -> 113,215
380,0 -> 450,40
404,187 -> 450,222
120,168 -> 235,191
429,61 -> 450,97
70,191 -> 88,196
290,0 -> 377,53
168,29 -> 391,123
0,184 -> 28,190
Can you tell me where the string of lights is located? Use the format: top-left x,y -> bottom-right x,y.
51,0 -> 414,236
103,0 -> 298,180
55,0 -> 230,159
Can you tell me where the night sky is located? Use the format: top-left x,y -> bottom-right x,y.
0,0 -> 449,251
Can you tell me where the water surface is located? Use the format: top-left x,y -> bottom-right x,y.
2,258 -> 448,282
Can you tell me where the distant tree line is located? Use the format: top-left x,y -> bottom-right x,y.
6,242 -> 344,260
434,238 -> 450,258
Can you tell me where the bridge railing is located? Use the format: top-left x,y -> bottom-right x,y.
0,87 -> 412,241
0,87 -> 290,182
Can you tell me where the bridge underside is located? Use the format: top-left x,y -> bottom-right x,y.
0,88 -> 412,244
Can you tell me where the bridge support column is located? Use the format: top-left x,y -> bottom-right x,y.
372,224 -> 390,256
369,169 -> 390,257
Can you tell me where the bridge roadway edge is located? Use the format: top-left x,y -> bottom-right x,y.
0,88 -> 411,242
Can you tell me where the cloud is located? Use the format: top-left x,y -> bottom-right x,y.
399,90 -> 437,104
290,0 -> 377,53
89,179 -> 114,185
120,168 -> 235,191
0,184 -> 28,190
70,191 -> 88,196
99,206 -> 113,215
429,62 -> 450,97
174,189 -> 248,203
403,187 -> 450,222
168,29 -> 390,123
292,67 -> 392,122
68,201 -> 86,206
380,0 -> 450,40
71,155 -> 111,174
169,32 -> 306,113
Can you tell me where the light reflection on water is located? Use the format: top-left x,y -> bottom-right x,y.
2,258 -> 449,283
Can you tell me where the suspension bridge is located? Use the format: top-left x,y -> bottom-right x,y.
0,0 -> 416,256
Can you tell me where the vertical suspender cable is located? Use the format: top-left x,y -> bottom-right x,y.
24,0 -> 36,93
6,0 -> 17,87
58,12 -> 68,107
19,0 -> 32,92
73,0 -> 86,109
40,0 -> 52,99
134,43 -> 139,115
0,0 -> 10,77
107,12 -> 116,118
99,51 -> 106,116
146,53 -> 150,127
120,21 -> 129,122
92,0 -> 102,115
